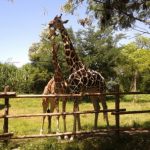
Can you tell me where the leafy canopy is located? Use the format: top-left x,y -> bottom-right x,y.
63,0 -> 150,30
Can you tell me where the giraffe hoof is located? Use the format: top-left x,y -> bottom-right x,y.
57,136 -> 62,141
40,129 -> 43,135
64,135 -> 68,140
70,135 -> 74,141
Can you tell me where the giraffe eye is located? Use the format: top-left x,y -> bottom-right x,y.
57,19 -> 61,23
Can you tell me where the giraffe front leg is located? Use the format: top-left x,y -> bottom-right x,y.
100,95 -> 109,128
40,98 -> 48,135
47,109 -> 52,133
70,97 -> 80,141
62,98 -> 67,132
40,115 -> 46,135
62,98 -> 68,140
73,106 -> 77,133
55,97 -> 60,133
91,96 -> 100,130
77,98 -> 81,131
55,97 -> 62,140
73,97 -> 80,132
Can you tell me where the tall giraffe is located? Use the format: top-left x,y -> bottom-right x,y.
40,41 -> 67,135
48,15 -> 109,132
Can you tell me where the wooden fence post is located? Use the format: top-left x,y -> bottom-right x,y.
3,86 -> 10,134
115,84 -> 120,137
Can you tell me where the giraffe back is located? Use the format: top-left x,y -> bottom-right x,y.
67,68 -> 106,93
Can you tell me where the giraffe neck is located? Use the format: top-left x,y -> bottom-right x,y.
52,45 -> 65,91
59,26 -> 85,73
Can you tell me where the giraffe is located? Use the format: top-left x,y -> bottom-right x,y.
48,14 -> 109,132
40,41 -> 67,136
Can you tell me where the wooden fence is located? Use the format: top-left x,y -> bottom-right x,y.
0,86 -> 150,141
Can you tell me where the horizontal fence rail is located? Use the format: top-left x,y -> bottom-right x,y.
112,110 -> 150,115
0,109 -> 126,119
0,91 -> 149,99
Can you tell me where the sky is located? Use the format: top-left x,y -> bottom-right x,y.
0,0 -> 86,67
0,0 -> 150,67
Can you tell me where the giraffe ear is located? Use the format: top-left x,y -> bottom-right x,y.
63,20 -> 69,24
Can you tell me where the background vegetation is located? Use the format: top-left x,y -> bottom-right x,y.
0,27 -> 150,93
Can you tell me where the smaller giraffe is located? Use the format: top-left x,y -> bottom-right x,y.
40,42 -> 67,135
40,77 -> 55,134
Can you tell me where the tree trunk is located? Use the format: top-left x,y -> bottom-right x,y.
130,71 -> 138,102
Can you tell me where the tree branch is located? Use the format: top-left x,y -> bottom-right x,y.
131,27 -> 150,35
117,9 -> 150,24
93,0 -> 150,24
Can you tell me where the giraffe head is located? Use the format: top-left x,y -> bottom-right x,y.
48,14 -> 68,39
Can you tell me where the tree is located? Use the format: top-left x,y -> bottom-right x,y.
19,64 -> 49,93
63,0 -> 150,30
116,36 -> 150,92
0,63 -> 18,91
135,34 -> 150,49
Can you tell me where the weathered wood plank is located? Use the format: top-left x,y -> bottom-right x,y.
0,109 -> 126,118
112,110 -> 150,115
0,92 -> 16,98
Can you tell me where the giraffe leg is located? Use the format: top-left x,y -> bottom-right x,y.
55,97 -> 62,140
62,98 -> 67,132
55,97 -> 60,133
100,95 -> 109,128
48,98 -> 55,133
70,97 -> 77,141
73,97 -> 77,132
47,109 -> 51,133
40,98 -> 49,134
91,96 -> 100,130
77,97 -> 81,131
74,97 -> 81,131
70,97 -> 81,141
62,98 -> 68,139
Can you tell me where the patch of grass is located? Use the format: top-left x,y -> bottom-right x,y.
120,94 -> 150,103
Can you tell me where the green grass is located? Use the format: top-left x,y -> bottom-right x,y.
0,94 -> 150,149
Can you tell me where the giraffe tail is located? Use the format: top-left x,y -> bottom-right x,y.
47,109 -> 50,113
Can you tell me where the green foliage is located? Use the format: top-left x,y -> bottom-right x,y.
0,63 -> 18,91
135,34 -> 150,49
18,64 -> 49,93
115,35 -> 150,91
0,63 -> 49,93
63,0 -> 150,30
